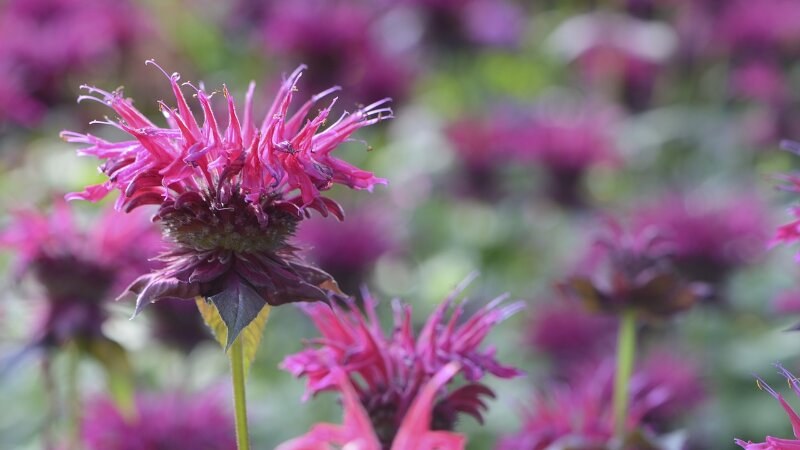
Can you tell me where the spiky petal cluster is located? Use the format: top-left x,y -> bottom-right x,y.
278,363 -> 467,450
564,220 -> 709,320
82,390 -> 235,450
633,193 -> 768,286
735,365 -> 800,450
281,279 -> 523,448
497,357 -> 700,450
0,201 -> 160,346
62,62 -> 391,345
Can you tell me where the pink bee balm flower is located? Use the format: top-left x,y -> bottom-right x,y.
82,390 -> 236,450
0,0 -> 144,126
281,280 -> 523,447
0,200 -> 160,347
277,363 -> 467,450
735,365 -> 800,450
564,220 -> 709,321
633,193 -> 769,286
497,358 -> 697,450
61,62 -> 391,347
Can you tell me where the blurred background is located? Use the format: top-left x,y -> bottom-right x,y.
1,0 -> 800,448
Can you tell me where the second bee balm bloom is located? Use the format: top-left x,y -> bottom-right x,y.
62,62 -> 391,346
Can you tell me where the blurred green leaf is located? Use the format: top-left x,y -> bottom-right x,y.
82,337 -> 134,418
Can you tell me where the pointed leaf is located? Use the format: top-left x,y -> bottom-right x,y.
196,294 -> 271,374
196,296 -> 228,348
83,337 -> 135,418
208,277 -> 265,349
240,303 -> 271,374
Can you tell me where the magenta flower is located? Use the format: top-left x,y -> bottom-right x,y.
735,365 -> 800,450
404,0 -> 526,49
0,200 -> 160,347
281,281 -> 523,447
509,104 -> 621,207
82,390 -> 235,450
278,363 -> 467,450
0,0 -> 144,125
294,203 -> 397,294
260,0 -> 413,105
145,300 -> 211,353
633,193 -> 768,286
62,62 -> 392,346
497,357 -> 699,450
527,297 -> 618,373
564,220 -> 708,320
549,13 -> 675,111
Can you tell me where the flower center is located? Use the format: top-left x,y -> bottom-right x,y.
158,193 -> 299,254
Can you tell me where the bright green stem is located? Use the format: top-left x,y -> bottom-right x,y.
229,337 -> 250,450
613,309 -> 637,440
66,345 -> 82,450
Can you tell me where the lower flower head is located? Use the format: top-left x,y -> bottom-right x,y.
281,277 -> 524,447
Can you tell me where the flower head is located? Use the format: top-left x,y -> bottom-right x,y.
0,200 -> 159,347
278,363 -> 467,450
260,0 -> 413,105
527,297 -> 618,373
82,390 -> 235,450
405,0 -> 526,49
497,356 -> 700,450
563,220 -> 709,320
633,193 -> 768,286
62,62 -> 391,346
735,365 -> 800,450
281,279 -> 523,447
508,102 -> 620,207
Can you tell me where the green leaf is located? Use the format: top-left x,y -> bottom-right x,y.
83,337 -> 135,418
196,296 -> 228,348
195,296 -> 270,374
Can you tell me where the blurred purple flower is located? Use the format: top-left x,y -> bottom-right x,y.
497,355 -> 702,450
145,300 -> 211,353
633,194 -> 768,286
563,220 -> 709,320
62,62 -> 391,346
281,281 -> 523,447
526,297 -> 617,373
0,0 -> 144,126
260,0 -> 413,105
508,103 -> 621,207
83,390 -> 235,450
278,363 -> 467,450
294,204 -> 397,294
549,13 -> 676,111
635,350 -> 706,429
735,365 -> 800,450
0,200 -> 160,347
403,0 -> 526,49
444,115 -> 515,199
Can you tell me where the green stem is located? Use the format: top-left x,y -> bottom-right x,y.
229,337 -> 250,450
66,345 -> 82,450
613,309 -> 637,440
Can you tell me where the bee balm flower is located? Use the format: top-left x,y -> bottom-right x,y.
281,281 -> 523,447
61,62 -> 392,346
735,365 -> 800,450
